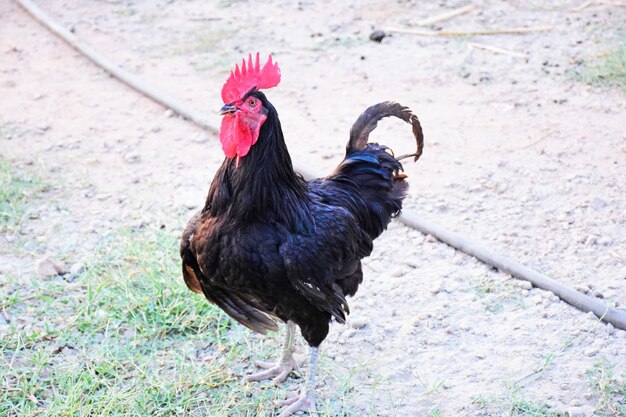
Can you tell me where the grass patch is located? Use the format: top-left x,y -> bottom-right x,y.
472,387 -> 566,417
586,358 -> 626,416
0,227 -> 268,416
571,45 -> 626,91
0,160 -> 45,233
0,226 -> 362,416
472,276 -> 527,314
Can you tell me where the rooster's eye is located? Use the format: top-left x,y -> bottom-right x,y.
247,98 -> 257,107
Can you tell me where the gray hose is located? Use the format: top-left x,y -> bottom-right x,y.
16,0 -> 626,331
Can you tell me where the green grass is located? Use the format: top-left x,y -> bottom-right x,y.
471,276 -> 527,314
472,388 -> 566,417
586,358 -> 626,416
1,227 -> 264,416
572,45 -> 626,91
0,160 -> 45,232
0,226 -> 365,416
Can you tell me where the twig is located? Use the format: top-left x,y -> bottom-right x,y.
386,25 -> 553,37
468,42 -> 527,58
573,0 -> 626,10
416,4 -> 476,26
572,0 -> 594,10
17,0 -> 626,332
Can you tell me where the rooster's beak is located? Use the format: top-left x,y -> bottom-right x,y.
219,104 -> 237,115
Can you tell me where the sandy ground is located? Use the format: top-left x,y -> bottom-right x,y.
1,0 -> 625,415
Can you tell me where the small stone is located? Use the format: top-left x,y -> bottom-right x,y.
70,262 -> 85,276
445,324 -> 458,334
606,323 -> 615,335
390,268 -> 404,277
191,134 -> 209,143
567,406 -> 589,417
369,30 -> 387,43
590,197 -> 607,210
425,234 -> 437,243
583,346 -> 599,357
519,281 -> 533,290
430,279 -> 444,294
24,240 -> 38,251
35,125 -> 51,135
124,151 -> 141,163
36,257 -> 68,277
569,399 -> 582,407
575,285 -> 590,294
183,200 -> 198,210
598,236 -> 613,246
164,109 -> 175,118
349,317 -> 368,329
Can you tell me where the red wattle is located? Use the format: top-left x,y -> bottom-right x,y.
219,114 -> 255,158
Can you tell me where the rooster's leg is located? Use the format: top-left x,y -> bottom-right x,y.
276,346 -> 318,417
244,321 -> 296,385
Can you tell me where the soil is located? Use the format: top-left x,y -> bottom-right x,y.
1,0 -> 625,416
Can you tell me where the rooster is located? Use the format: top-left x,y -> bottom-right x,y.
180,53 -> 423,416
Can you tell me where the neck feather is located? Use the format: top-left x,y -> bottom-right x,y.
204,101 -> 311,229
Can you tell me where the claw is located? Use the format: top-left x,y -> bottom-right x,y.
276,390 -> 316,417
244,357 -> 297,385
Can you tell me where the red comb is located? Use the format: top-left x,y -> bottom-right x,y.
221,53 -> 281,104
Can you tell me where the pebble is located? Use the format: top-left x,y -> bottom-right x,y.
575,284 -> 590,294
590,197 -> 607,210
605,323 -> 615,335
36,257 -> 68,278
430,279 -> 444,294
124,151 -> 141,163
567,406 -> 591,417
164,109 -> 175,118
369,30 -> 387,43
583,341 -> 603,357
70,262 -> 85,276
349,317 -> 368,329
597,236 -> 613,246
183,199 -> 199,210
24,240 -> 38,251
390,268 -> 405,278
191,134 -> 210,143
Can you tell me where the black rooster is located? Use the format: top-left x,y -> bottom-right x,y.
180,53 -> 423,416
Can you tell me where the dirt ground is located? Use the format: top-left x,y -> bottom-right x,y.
1,0 -> 625,416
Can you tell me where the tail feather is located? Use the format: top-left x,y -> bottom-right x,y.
347,101 -> 424,162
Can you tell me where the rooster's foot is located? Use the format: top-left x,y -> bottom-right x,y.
244,357 -> 297,385
276,389 -> 316,417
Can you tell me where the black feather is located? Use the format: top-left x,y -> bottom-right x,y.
181,94 -> 423,347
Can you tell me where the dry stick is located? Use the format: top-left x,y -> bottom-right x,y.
415,4 -> 476,26
386,25 -> 553,37
574,0 -> 626,10
16,0 -> 626,331
468,42 -> 527,59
